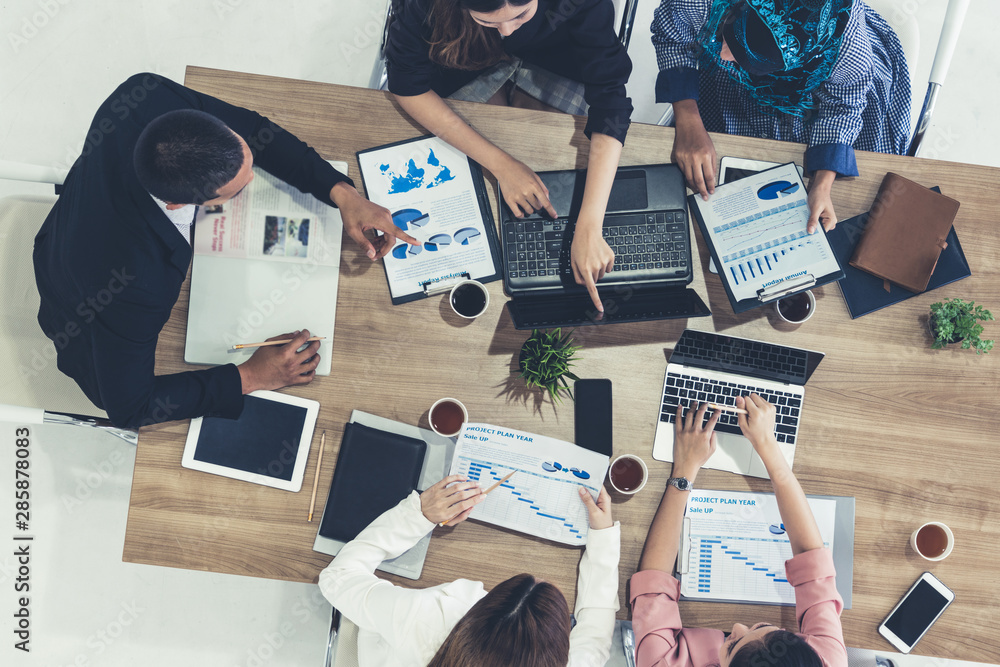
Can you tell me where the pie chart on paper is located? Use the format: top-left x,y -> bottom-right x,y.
757,181 -> 800,200
454,227 -> 482,245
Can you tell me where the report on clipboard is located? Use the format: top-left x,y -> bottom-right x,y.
689,163 -> 843,310
356,135 -> 502,304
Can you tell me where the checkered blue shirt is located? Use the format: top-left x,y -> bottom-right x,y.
651,0 -> 911,176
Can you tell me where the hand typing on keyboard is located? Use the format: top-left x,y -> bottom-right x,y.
735,394 -> 780,459
672,402 -> 721,482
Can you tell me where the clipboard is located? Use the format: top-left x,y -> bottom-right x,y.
676,491 -> 855,608
356,135 -> 503,305
688,163 -> 844,313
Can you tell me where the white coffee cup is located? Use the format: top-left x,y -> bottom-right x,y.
449,280 -> 490,319
775,290 -> 816,324
429,397 -> 469,437
910,521 -> 954,561
607,454 -> 648,495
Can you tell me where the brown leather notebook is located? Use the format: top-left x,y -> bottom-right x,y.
849,173 -> 960,293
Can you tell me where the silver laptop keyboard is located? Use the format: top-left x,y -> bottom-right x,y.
659,371 -> 802,445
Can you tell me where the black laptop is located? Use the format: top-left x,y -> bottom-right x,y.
500,164 -> 710,329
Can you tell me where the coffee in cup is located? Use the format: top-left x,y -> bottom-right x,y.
775,290 -> 815,324
607,454 -> 648,495
429,398 -> 468,437
449,280 -> 490,319
910,521 -> 954,561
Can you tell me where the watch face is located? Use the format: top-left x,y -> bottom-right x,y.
676,479 -> 689,490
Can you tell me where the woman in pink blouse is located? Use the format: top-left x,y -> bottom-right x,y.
630,395 -> 847,667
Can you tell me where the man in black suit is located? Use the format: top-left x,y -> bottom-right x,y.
33,73 -> 417,429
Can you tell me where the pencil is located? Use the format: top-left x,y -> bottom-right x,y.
440,470 -> 516,526
708,403 -> 749,415
307,431 -> 326,522
232,336 -> 325,350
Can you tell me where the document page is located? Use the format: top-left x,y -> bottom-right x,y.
357,136 -> 498,299
680,489 -> 836,605
448,423 -> 609,546
193,165 -> 342,267
694,163 -> 840,301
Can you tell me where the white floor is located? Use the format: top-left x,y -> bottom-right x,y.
1,1 -> 997,665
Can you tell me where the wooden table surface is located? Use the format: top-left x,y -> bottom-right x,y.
123,66 -> 1000,661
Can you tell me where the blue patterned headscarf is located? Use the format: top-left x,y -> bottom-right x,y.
697,0 -> 854,117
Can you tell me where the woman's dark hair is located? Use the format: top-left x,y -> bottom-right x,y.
133,109 -> 245,204
729,630 -> 823,667
427,573 -> 570,667
428,0 -> 533,70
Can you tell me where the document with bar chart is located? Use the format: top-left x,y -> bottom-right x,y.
448,423 -> 609,545
689,162 -> 843,309
677,489 -> 838,605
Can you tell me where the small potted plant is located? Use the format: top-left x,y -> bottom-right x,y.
929,298 -> 994,354
517,328 -> 581,402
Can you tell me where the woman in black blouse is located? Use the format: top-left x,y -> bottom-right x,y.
386,0 -> 634,312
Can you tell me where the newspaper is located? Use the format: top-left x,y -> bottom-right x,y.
193,166 -> 341,267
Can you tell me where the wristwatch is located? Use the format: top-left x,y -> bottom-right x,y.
667,477 -> 693,492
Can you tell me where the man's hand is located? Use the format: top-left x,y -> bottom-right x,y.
331,182 -> 420,260
495,155 -> 558,219
238,330 -> 320,394
571,223 -> 615,312
672,100 -> 717,201
806,170 -> 838,233
672,401 -> 719,482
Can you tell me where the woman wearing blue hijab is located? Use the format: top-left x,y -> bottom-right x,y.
652,0 -> 910,232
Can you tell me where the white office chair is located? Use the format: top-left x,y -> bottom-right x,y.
652,0 -> 970,158
0,162 -> 137,444
323,607 -> 360,667
369,0 -> 643,91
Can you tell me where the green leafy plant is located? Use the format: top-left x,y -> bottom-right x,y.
517,328 -> 581,402
929,298 -> 994,354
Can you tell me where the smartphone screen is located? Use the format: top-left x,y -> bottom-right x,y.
881,576 -> 953,650
574,379 -> 612,457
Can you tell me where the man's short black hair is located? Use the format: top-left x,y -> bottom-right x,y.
133,109 -> 245,205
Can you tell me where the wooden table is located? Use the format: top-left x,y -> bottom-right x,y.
123,67 -> 1000,661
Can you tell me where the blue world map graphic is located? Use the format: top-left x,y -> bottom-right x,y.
379,148 -> 455,194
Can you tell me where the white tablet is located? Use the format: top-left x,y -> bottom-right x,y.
182,390 -> 319,492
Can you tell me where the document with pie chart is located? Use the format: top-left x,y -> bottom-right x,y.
357,136 -> 502,304
689,162 -> 843,309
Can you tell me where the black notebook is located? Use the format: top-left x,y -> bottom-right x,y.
318,422 -> 427,543
826,190 -> 971,319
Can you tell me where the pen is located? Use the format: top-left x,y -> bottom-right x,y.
307,431 -> 326,522
440,470 -> 516,526
232,336 -> 326,350
708,403 -> 749,415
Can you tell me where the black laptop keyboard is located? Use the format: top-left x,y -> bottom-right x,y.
674,331 -> 809,377
504,211 -> 689,286
659,330 -> 808,445
659,372 -> 801,445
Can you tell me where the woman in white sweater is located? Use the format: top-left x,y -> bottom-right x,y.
319,474 -> 621,667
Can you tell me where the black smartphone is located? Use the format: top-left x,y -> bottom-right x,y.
574,379 -> 612,457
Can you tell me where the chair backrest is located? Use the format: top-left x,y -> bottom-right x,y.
0,194 -> 108,418
324,607 -> 360,667
864,0 -> 921,134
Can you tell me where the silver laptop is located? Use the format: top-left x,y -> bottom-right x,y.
652,330 -> 824,478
